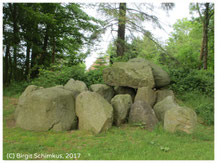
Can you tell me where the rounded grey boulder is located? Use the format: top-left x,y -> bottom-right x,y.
156,89 -> 175,103
103,61 -> 155,88
90,84 -> 115,102
129,101 -> 158,130
64,78 -> 88,98
111,94 -> 132,126
129,58 -> 170,88
76,91 -> 113,134
164,107 -> 197,134
153,96 -> 178,122
134,86 -> 156,107
15,86 -> 77,131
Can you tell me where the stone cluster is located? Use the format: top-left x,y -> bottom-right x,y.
15,58 -> 197,134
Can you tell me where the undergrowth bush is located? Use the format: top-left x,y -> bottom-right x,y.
4,64 -> 105,96
85,68 -> 104,87
30,64 -> 87,88
3,81 -> 29,97
196,103 -> 214,125
167,67 -> 214,97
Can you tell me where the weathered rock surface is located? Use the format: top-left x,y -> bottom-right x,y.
64,79 -> 88,98
114,86 -> 136,102
164,107 -> 197,134
134,86 -> 156,107
53,85 -> 64,89
15,86 -> 77,131
17,85 -> 43,106
153,96 -> 178,122
103,61 -> 155,88
111,94 -> 132,126
156,89 -> 175,103
90,84 -> 114,102
129,101 -> 158,130
76,91 -> 113,134
129,58 -> 170,88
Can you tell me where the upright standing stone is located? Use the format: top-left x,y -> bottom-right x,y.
156,89 -> 175,103
111,94 -> 132,126
134,86 -> 156,107
153,96 -> 178,122
76,91 -> 113,134
129,101 -> 158,130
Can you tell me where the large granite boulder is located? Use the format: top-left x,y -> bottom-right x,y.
17,85 -> 43,105
76,91 -> 113,134
156,89 -> 175,103
111,94 -> 132,126
129,58 -> 170,88
15,86 -> 77,131
129,101 -> 158,130
103,61 -> 155,88
164,107 -> 197,134
153,96 -> 178,122
64,79 -> 88,98
90,84 -> 115,102
134,86 -> 156,107
114,86 -> 136,102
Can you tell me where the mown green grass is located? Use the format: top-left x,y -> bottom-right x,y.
3,96 -> 214,160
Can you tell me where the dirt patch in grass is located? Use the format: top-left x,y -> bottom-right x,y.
6,114 -> 16,128
10,97 -> 18,105
3,96 -> 18,109
6,118 -> 16,128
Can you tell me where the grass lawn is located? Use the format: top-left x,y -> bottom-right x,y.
3,96 -> 214,160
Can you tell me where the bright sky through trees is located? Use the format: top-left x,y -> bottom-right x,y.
85,2 -> 192,69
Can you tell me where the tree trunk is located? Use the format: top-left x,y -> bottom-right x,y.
8,50 -> 12,84
52,37 -> 56,64
40,25 -> 49,65
199,3 -> 210,70
116,3 -> 126,57
4,45 -> 10,86
25,43 -> 30,78
198,23 -> 205,69
203,3 -> 210,70
10,3 -> 19,80
30,22 -> 40,78
30,45 -> 38,78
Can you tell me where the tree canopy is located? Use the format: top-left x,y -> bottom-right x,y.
3,2 -> 214,87
3,3 -> 101,84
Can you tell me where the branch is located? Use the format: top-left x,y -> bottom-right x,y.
127,20 -> 180,64
196,3 -> 204,22
209,9 -> 214,19
126,7 -> 162,29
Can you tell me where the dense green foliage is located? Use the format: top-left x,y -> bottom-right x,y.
166,17 -> 214,70
3,63 -> 104,97
168,68 -> 214,97
3,3 -> 101,84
